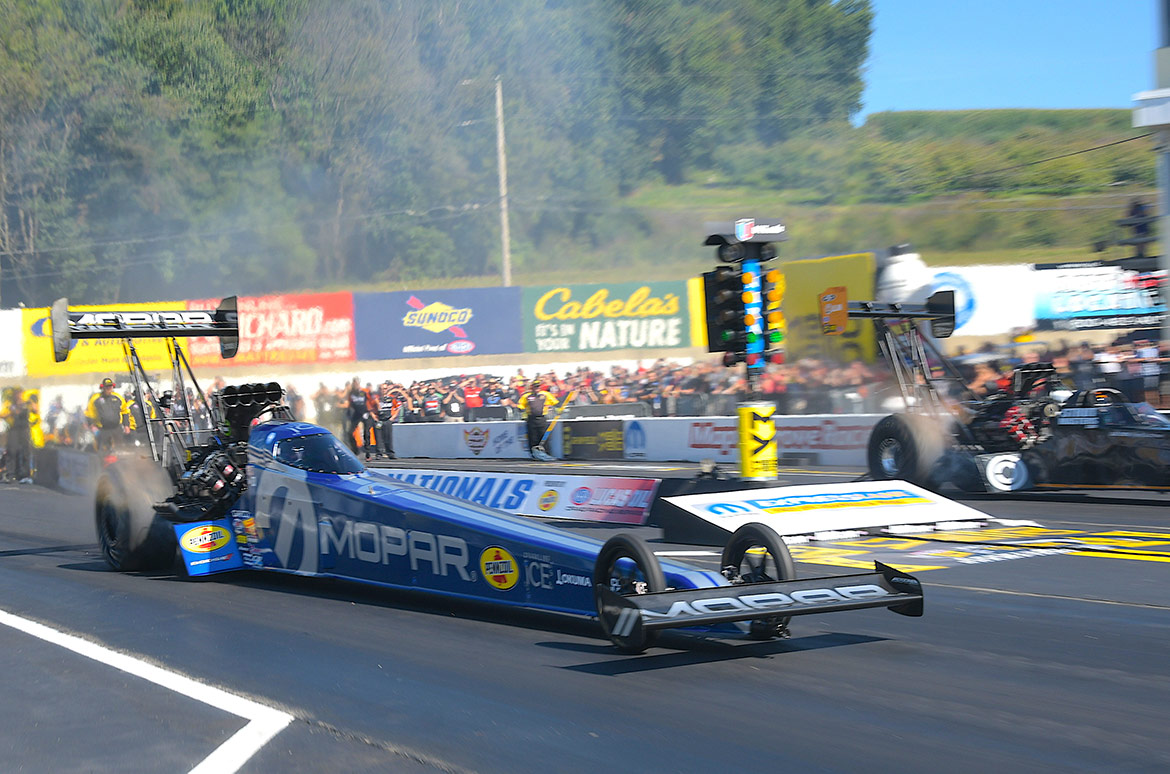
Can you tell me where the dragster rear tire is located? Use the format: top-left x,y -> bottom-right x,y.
721,523 -> 796,639
867,413 -> 945,487
593,533 -> 666,654
95,460 -> 176,572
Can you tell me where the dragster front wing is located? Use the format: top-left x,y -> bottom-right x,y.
596,562 -> 923,649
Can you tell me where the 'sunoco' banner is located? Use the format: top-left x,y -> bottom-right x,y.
354,287 -> 522,360
376,468 -> 659,525
522,280 -> 691,353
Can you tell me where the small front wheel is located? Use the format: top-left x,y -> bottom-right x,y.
721,523 -> 796,639
593,534 -> 666,654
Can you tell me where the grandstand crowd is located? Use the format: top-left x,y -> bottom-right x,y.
1,336 -> 1167,478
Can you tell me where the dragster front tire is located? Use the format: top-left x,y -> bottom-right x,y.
721,523 -> 796,639
593,533 -> 666,654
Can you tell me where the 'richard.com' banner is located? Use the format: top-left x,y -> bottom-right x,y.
186,292 -> 355,369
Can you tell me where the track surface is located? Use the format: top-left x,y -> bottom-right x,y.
1,462 -> 1168,773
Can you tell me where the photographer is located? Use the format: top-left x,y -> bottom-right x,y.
376,381 -> 408,458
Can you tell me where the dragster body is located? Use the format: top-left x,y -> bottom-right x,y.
52,295 -> 923,653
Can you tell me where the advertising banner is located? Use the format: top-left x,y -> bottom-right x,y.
354,287 -> 522,360
622,414 -> 881,467
186,292 -> 355,368
783,254 -> 876,363
1033,262 -> 1166,331
662,480 -> 988,538
22,302 -> 179,378
0,309 -> 24,378
562,419 -> 624,460
394,421 -> 533,459
929,265 -> 1036,336
377,468 -> 659,524
522,280 -> 691,354
738,401 -> 777,481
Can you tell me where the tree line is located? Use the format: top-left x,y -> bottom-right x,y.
0,1 -> 1151,308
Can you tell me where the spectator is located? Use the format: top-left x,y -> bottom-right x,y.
86,378 -> 129,451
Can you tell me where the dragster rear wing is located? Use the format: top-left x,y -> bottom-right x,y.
845,290 -> 956,338
596,562 -> 923,649
50,296 -> 239,362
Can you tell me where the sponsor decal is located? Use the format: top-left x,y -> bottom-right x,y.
382,471 -> 533,511
931,271 -> 976,330
777,419 -> 872,451
555,568 -> 591,587
480,546 -> 519,591
447,339 -> 475,354
640,585 -> 890,623
625,421 -> 647,459
180,524 -> 232,553
735,218 -> 754,241
403,296 -> 472,335
185,292 -> 355,368
688,421 -> 738,452
538,489 -> 558,511
571,487 -> 592,505
464,427 -> 490,455
72,310 -> 216,331
705,489 -> 929,515
525,281 -> 689,353
318,517 -> 472,579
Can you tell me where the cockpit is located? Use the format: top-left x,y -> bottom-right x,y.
273,432 -> 365,474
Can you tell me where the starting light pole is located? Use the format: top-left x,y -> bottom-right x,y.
702,218 -> 787,481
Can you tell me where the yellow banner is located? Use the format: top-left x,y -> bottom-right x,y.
22,303 -> 179,378
738,401 -> 778,481
687,276 -> 708,348
782,253 -> 875,363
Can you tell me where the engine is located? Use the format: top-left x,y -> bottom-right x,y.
157,382 -> 288,522
962,364 -> 1063,452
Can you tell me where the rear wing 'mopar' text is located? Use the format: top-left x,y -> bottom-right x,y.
50,296 -> 239,362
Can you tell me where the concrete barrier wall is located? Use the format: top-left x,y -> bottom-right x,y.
393,414 -> 883,467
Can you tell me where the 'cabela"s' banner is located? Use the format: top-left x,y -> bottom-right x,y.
523,281 -> 690,353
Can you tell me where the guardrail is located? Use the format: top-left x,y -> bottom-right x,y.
390,414 -> 882,467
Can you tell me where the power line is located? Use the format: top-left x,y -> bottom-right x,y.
935,134 -> 1156,185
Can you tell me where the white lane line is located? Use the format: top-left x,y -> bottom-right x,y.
654,550 -> 719,557
0,607 -> 292,774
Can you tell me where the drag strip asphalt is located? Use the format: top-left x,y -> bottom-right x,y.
1,464 -> 1168,773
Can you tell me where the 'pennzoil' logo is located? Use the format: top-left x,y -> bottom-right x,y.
180,524 -> 232,553
538,490 -> 558,511
479,546 -> 519,591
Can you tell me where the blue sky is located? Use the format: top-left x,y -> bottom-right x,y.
861,0 -> 1158,119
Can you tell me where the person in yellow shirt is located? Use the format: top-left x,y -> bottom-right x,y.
86,378 -> 129,451
22,389 -> 43,449
517,380 -> 557,459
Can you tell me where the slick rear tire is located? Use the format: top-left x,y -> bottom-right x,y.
593,534 -> 666,654
867,414 -> 945,487
95,461 -> 176,572
721,523 -> 796,640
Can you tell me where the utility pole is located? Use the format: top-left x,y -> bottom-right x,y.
1133,0 -> 1170,343
495,75 -> 512,287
